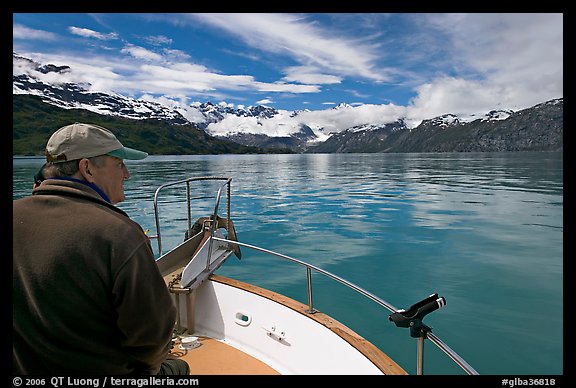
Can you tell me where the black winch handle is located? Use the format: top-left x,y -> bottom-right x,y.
388,294 -> 446,337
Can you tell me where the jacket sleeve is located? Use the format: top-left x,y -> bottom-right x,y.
112,232 -> 177,374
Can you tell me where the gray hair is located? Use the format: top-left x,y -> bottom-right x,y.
51,155 -> 108,177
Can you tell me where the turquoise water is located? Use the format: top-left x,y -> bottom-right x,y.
13,152 -> 563,375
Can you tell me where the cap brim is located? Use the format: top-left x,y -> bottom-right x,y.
107,147 -> 148,160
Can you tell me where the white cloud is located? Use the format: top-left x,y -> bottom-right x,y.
13,24 -> 58,41
183,13 -> 388,82
253,81 -> 320,94
282,66 -> 342,85
297,104 -> 408,133
68,26 -> 118,40
121,44 -> 163,62
406,13 -> 563,123
142,35 -> 173,46
161,48 -> 191,62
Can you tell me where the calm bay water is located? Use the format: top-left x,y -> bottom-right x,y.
13,152 -> 563,375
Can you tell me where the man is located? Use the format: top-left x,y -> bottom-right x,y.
13,123 -> 189,375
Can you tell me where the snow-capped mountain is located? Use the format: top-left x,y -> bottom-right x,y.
13,53 -> 563,153
13,53 -> 327,150
13,55 -> 190,125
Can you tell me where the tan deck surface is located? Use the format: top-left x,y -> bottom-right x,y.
170,336 -> 280,375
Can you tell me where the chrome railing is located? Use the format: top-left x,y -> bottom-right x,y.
152,176 -> 478,375
212,237 -> 478,375
152,176 -> 231,256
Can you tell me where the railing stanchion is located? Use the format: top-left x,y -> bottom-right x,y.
306,266 -> 315,314
417,336 -> 425,375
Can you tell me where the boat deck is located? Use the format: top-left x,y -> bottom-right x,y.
165,275 -> 407,375
170,336 -> 279,375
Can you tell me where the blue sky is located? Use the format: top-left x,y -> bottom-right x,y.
13,13 -> 563,128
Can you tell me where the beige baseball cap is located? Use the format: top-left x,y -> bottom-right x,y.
45,122 -> 148,163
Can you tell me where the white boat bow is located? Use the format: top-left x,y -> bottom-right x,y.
152,176 -> 478,375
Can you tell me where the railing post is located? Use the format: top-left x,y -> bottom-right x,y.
417,336 -> 425,375
306,266 -> 316,314
174,293 -> 181,332
186,181 -> 191,234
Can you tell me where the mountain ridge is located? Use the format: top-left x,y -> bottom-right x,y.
307,99 -> 562,153
13,94 -> 270,156
13,53 -> 563,155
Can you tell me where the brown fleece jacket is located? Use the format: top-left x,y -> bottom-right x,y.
13,179 -> 176,375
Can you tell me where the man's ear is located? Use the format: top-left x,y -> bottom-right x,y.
77,158 -> 94,182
